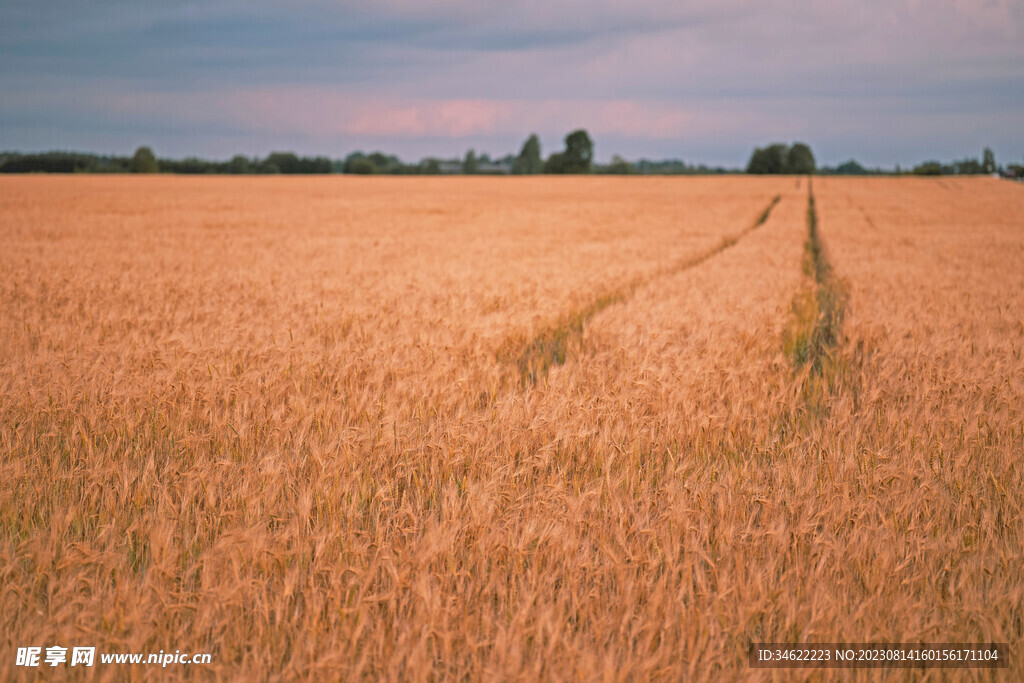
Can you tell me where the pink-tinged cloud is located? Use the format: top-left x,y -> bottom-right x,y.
341,98 -> 695,139
73,86 -> 702,140
346,100 -> 502,137
193,89 -> 700,139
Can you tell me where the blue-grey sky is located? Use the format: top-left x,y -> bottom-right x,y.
2,0 -> 1022,167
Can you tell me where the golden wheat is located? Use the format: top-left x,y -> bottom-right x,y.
1,175 -> 1021,680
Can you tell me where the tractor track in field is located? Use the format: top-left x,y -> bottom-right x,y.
499,194 -> 782,386
859,205 -> 878,231
781,179 -> 853,421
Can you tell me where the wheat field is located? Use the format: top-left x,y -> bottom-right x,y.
1,175 -> 1022,679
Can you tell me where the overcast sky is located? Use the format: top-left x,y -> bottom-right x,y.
2,0 -> 1022,166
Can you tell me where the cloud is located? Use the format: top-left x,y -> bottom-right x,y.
342,99 -> 695,139
1,0 -> 1022,164
344,100 -> 501,138
47,86 -> 698,140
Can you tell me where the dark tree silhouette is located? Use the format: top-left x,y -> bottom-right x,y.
131,146 -> 158,173
786,143 -> 816,174
545,129 -> 593,174
463,149 -> 478,174
512,134 -> 543,175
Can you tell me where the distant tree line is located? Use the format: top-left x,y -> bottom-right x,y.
0,148 -> 332,175
342,151 -> 441,174
0,131 -> 599,176
743,143 -> 1023,178
905,147 -> 1001,176
628,159 -> 733,175
815,147 -> 1021,178
0,151 -> 133,174
2,139 -> 1020,179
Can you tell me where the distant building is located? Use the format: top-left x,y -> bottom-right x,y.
476,160 -> 513,174
437,160 -> 463,174
435,159 -> 513,174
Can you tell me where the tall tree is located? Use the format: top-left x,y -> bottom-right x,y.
746,143 -> 787,174
545,129 -> 593,174
786,142 -> 816,174
463,149 -> 478,174
982,147 -> 996,174
512,134 -> 543,174
563,129 -> 593,173
131,146 -> 158,173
